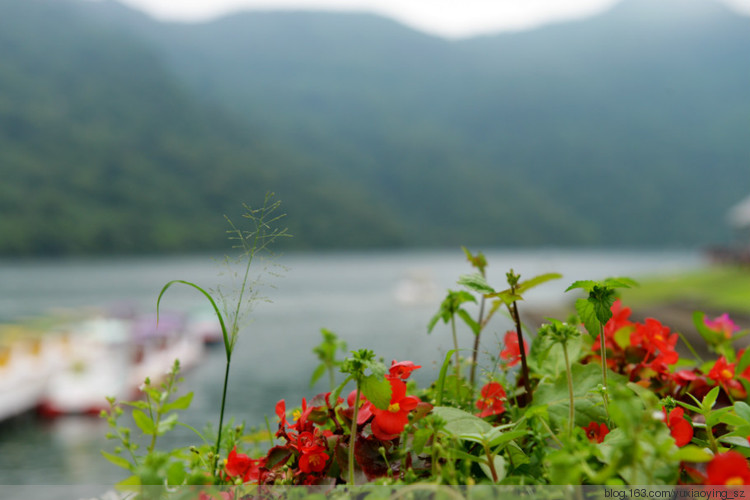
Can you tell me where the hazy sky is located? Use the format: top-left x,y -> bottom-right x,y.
110,0 -> 750,38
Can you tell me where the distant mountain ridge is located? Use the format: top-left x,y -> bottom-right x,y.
0,0 -> 748,255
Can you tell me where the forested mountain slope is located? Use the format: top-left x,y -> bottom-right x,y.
1,0 -> 748,255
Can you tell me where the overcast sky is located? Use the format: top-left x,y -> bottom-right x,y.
109,0 -> 750,38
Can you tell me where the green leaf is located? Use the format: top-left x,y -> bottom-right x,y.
309,364 -> 327,387
720,436 -> 750,448
101,451 -> 132,471
432,406 -> 492,436
486,428 -> 527,448
455,424 -> 515,445
447,448 -> 486,464
713,408 -> 747,428
603,277 -> 638,289
575,298 -> 600,339
479,455 -> 506,483
157,413 -> 179,435
516,273 -> 562,294
738,348 -> 750,375
590,290 -> 616,326
412,428 -> 432,455
486,289 -> 523,305
672,445 -> 713,463
122,400 -> 150,410
677,400 -> 703,414
435,349 -> 456,406
132,409 -> 156,435
626,382 -> 659,407
735,401 -> 750,423
427,311 -> 443,333
162,392 -> 193,412
523,404 -> 550,421
565,280 -> 598,293
115,475 -> 141,489
166,461 -> 186,486
458,273 -> 495,295
457,309 -> 480,335
158,280 -> 229,357
702,386 -> 721,413
361,374 -> 392,410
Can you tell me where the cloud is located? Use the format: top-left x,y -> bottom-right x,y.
114,0 -> 750,38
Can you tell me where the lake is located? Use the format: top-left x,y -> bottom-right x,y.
0,248 -> 703,486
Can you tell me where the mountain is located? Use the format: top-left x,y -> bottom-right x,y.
1,0 -> 749,255
0,0 -> 406,255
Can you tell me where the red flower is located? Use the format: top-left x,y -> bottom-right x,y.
710,357 -> 747,398
370,378 -> 420,440
275,399 -> 289,437
389,360 -> 421,380
500,331 -> 528,367
663,406 -> 693,447
298,448 -> 329,474
583,422 -> 609,443
225,447 -> 264,483
706,451 -> 750,485
476,381 -> 506,418
295,431 -> 323,453
709,356 -> 735,384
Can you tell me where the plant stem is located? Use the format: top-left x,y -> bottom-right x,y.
510,301 -> 532,403
348,384 -> 361,485
706,421 -> 719,453
598,323 -> 611,423
483,443 -> 498,483
213,222 -> 257,475
562,342 -> 574,437
450,315 -> 461,397
213,357 -> 232,475
469,295 -> 486,389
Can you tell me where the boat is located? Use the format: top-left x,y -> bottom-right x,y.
37,317 -> 132,416
38,310 -> 204,417
394,270 -> 440,305
0,326 -> 58,421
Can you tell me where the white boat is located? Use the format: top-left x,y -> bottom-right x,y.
5,309 -> 207,419
38,317 -> 132,416
394,270 -> 440,305
0,326 -> 60,422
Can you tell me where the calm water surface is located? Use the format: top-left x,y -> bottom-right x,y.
0,248 -> 703,485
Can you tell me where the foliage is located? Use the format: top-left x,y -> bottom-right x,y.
102,246 -> 750,495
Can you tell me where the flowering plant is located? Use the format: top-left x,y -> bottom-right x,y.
102,241 -> 750,495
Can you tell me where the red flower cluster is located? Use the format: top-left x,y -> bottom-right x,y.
500,331 -> 528,368
476,381 -> 506,418
273,396 -> 334,481
588,300 -> 682,393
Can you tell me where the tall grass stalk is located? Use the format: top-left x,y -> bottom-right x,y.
157,194 -> 289,478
